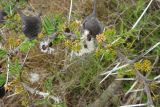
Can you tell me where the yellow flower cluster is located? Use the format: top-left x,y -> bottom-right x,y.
38,32 -> 45,39
65,40 -> 81,52
75,20 -> 81,26
96,33 -> 106,43
68,20 -> 81,31
71,40 -> 81,52
134,59 -> 152,72
64,40 -> 72,47
106,44 -> 113,50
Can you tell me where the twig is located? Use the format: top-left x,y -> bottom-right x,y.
136,71 -> 155,107
64,32 -> 77,40
6,56 -> 10,84
68,0 -> 73,24
132,0 -> 154,29
111,37 -> 121,45
22,83 -> 61,103
6,93 -> 20,98
8,38 -> 28,55
43,33 -> 58,42
125,81 -> 138,96
155,81 -> 160,83
154,75 -> 160,80
115,78 -> 135,81
143,42 -> 160,56
112,0 -> 154,44
101,63 -> 129,76
129,89 -> 144,93
99,63 -> 120,84
21,46 -> 31,68
120,103 -> 148,107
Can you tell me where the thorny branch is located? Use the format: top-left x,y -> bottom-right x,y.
119,71 -> 155,107
100,42 -> 160,83
112,0 -> 154,44
136,71 -> 154,107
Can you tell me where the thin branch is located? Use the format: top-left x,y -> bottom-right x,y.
21,46 -> 31,68
115,78 -> 135,81
129,89 -> 144,93
99,62 -> 120,84
6,93 -> 20,98
22,83 -> 61,103
101,63 -> 129,76
68,0 -> 73,24
132,0 -> 154,29
8,38 -> 28,55
154,75 -> 160,80
111,0 -> 154,44
136,71 -> 155,107
120,103 -> 148,107
64,32 -> 77,40
125,81 -> 138,96
155,81 -> 160,83
144,42 -> 160,56
6,56 -> 10,84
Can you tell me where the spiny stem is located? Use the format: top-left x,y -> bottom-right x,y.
112,0 -> 154,45
100,42 -> 160,83
132,0 -> 154,29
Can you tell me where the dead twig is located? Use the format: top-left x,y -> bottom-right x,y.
22,83 -> 61,103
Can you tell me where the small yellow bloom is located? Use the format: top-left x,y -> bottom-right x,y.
106,44 -> 113,50
15,85 -> 24,93
64,40 -> 72,47
134,59 -> 152,72
16,39 -> 22,46
21,98 -> 29,106
96,33 -> 106,43
72,40 -> 81,52
75,20 -> 81,26
4,84 -> 13,91
38,33 -> 45,39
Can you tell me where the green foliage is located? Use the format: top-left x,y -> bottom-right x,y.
34,98 -> 67,107
0,49 -> 7,58
34,98 -> 49,106
123,82 -> 132,92
117,69 -> 135,78
53,34 -> 66,44
43,15 -> 64,35
9,59 -> 22,76
95,48 -> 116,61
55,103 -> 67,107
43,16 -> 55,35
79,56 -> 103,88
19,40 -> 36,53
44,77 -> 54,91
0,74 -> 6,85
